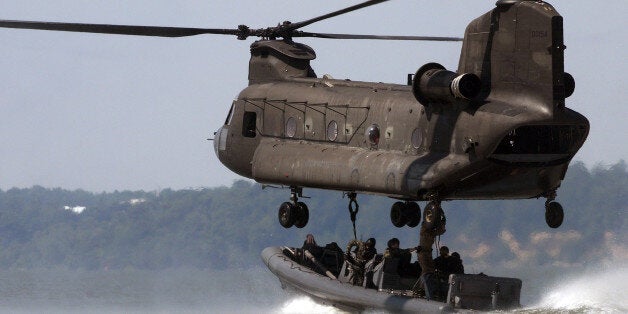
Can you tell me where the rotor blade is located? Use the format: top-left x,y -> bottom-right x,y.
295,31 -> 463,42
0,20 -> 242,37
286,0 -> 389,32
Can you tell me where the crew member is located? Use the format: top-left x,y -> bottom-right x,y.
432,245 -> 453,299
384,237 -> 421,277
417,207 -> 446,301
345,237 -> 377,287
360,237 -> 377,261
384,238 -> 398,258
303,234 -> 317,247
434,246 -> 450,277
449,252 -> 464,274
302,234 -> 323,257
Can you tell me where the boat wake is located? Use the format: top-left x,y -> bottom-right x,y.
517,264 -> 628,314
274,264 -> 627,314
277,296 -> 388,314
278,296 -> 345,314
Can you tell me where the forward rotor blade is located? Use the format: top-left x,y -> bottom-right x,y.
286,0 -> 389,32
0,20 -> 241,37
295,31 -> 463,42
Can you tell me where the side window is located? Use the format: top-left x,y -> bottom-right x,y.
242,111 -> 257,138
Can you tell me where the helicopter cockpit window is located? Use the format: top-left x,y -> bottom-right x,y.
224,103 -> 235,125
242,111 -> 257,138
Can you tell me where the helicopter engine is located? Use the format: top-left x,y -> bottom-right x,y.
411,62 -> 481,104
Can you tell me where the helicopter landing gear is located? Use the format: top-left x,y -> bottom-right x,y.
545,201 -> 563,228
422,201 -> 445,230
390,201 -> 421,228
278,187 -> 309,228
544,191 -> 564,229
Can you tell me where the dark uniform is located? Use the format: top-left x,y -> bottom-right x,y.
357,238 -> 378,289
434,246 -> 451,279
384,238 -> 420,277
360,238 -> 377,261
302,234 -> 323,258
448,252 -> 464,275
417,214 -> 446,300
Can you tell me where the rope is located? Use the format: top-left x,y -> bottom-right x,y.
348,195 -> 359,240
435,234 -> 441,253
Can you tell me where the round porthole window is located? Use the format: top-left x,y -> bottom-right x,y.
365,124 -> 380,146
285,117 -> 296,138
327,120 -> 338,141
411,128 -> 422,149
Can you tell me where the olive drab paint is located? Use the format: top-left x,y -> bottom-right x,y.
215,1 -> 588,205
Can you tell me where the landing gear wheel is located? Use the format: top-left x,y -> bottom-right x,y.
278,202 -> 296,228
294,202 -> 309,228
545,201 -> 564,228
390,201 -> 408,228
422,202 -> 442,230
406,202 -> 421,228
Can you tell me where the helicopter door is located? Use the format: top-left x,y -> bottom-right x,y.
217,100 -> 260,178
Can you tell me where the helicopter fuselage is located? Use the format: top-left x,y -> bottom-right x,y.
214,74 -> 587,201
214,1 -> 589,202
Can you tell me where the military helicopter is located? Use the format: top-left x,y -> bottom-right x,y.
0,0 -> 588,234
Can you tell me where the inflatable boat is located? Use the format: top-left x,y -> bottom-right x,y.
261,246 -> 522,313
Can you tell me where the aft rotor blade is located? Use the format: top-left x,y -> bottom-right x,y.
286,0 -> 389,32
295,31 -> 463,42
0,20 -> 242,37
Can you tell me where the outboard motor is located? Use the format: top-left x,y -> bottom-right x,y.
447,274 -> 522,310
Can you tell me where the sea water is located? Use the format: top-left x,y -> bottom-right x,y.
0,263 -> 625,313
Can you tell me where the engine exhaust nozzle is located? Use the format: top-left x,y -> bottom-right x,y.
412,62 -> 481,105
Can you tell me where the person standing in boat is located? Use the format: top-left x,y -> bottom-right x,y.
383,237 -> 400,258
417,212 -> 446,301
384,238 -> 421,277
345,237 -> 378,287
360,238 -> 377,261
361,238 -> 378,289
433,245 -> 453,300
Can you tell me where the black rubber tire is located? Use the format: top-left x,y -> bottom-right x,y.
422,202 -> 442,230
545,201 -> 564,229
278,202 -> 295,228
390,201 -> 408,228
294,202 -> 309,228
406,202 -> 421,228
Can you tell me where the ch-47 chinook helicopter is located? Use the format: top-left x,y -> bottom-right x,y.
1,0 -> 588,234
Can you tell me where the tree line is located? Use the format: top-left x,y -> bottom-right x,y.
0,161 -> 625,271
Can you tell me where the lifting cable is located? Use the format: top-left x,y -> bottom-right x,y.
347,192 -> 359,240
435,234 -> 441,254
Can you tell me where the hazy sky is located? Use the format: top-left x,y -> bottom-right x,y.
0,1 -> 626,192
